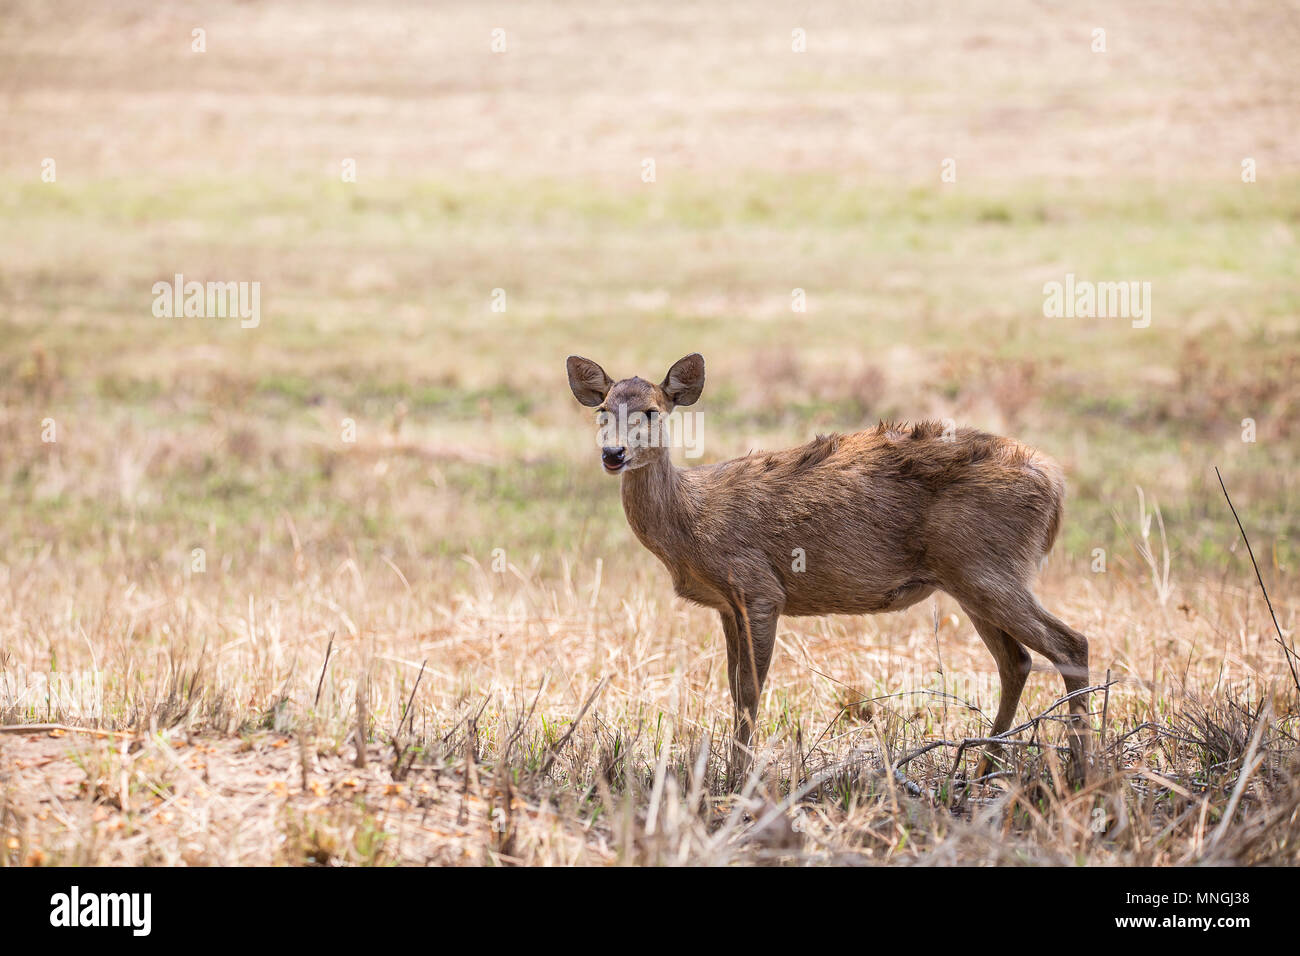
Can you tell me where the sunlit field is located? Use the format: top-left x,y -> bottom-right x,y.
2,0 -> 1299,865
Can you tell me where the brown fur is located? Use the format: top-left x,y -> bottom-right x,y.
566,354 -> 1090,783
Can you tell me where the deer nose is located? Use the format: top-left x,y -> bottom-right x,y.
602,446 -> 626,468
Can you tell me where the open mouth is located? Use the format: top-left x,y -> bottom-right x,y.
602,461 -> 626,475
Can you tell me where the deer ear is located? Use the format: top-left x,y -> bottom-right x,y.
661,353 -> 705,407
566,355 -> 613,407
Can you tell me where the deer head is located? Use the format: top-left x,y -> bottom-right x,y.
565,354 -> 705,474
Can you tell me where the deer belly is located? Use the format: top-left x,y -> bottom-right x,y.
783,578 -> 935,616
662,563 -> 729,609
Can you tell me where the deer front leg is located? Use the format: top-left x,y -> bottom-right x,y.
721,603 -> 778,788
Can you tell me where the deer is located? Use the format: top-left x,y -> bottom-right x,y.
565,352 -> 1091,785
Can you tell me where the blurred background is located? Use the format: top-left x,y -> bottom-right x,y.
3,0 -> 1298,586
4,1 -> 1298,592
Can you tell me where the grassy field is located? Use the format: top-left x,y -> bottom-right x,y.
2,0 -> 1299,865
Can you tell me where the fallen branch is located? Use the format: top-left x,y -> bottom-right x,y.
892,681 -> 1112,773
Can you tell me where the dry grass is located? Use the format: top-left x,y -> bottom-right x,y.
2,0 -> 1299,866
2,509 -> 1298,865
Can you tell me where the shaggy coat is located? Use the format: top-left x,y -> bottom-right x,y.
566,353 -> 1090,781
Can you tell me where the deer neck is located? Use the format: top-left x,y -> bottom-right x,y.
619,451 -> 692,555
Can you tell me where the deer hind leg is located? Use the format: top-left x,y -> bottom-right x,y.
961,609 -> 1031,778
1032,605 -> 1092,783
956,584 -> 1091,783
720,602 -> 778,788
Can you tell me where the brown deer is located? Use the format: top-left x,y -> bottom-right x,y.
565,352 -> 1090,783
